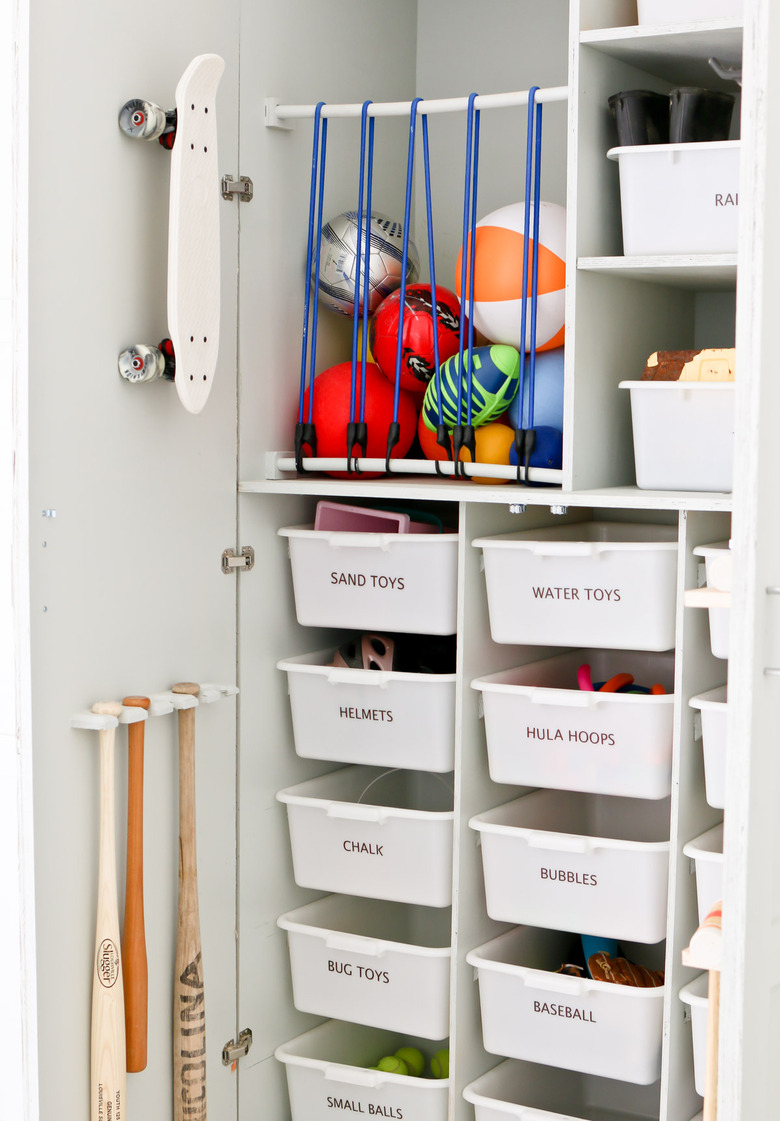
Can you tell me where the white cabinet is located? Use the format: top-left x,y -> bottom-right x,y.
11,1 -> 780,1120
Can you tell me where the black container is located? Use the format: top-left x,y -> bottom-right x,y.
608,89 -> 670,146
669,87 -> 736,143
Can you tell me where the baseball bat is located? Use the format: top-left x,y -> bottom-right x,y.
122,695 -> 151,1072
91,701 -> 127,1121
172,682 -> 206,1121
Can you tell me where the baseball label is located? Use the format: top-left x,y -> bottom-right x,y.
96,938 -> 120,988
533,1000 -> 596,1022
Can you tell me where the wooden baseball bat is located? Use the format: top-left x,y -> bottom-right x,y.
172,682 -> 206,1121
122,695 -> 151,1072
91,701 -> 127,1121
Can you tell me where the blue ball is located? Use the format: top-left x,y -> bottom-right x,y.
505,346 -> 564,431
508,426 -> 563,470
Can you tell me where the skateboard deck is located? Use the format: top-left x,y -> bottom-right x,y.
168,54 -> 224,414
118,54 -> 224,414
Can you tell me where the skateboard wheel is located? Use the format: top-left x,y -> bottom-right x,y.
119,98 -> 168,141
118,344 -> 167,384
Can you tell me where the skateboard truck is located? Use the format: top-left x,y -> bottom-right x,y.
118,339 -> 176,384
117,55 -> 225,415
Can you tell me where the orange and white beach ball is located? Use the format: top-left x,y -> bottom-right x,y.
455,201 -> 566,352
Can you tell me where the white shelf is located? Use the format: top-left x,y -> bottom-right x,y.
580,22 -> 743,87
240,477 -> 732,511
578,254 -> 738,290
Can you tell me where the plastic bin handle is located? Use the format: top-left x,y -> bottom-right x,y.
326,668 -> 391,688
325,932 -> 385,957
328,533 -> 395,551
523,971 -> 587,996
324,1065 -> 381,1087
326,803 -> 389,823
526,832 -> 596,854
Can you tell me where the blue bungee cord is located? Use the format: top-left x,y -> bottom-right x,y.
346,100 -> 374,472
295,102 -> 327,473
514,86 -> 537,484
421,110 -> 452,472
385,96 -> 422,472
525,96 -> 544,480
453,92 -> 479,478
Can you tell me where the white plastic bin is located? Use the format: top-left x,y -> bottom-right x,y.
463,1058 -> 661,1121
277,767 -> 454,907
619,382 -> 735,492
279,524 -> 459,635
469,790 -> 671,943
277,895 -> 452,1039
472,649 -> 675,799
276,1021 -> 450,1121
682,824 -> 724,924
679,973 -> 709,1098
694,542 -> 731,658
278,649 -> 456,772
608,142 -> 740,256
473,522 -> 678,651
466,927 -> 665,1085
690,686 -> 728,810
637,0 -> 743,24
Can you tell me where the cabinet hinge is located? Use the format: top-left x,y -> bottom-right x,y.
221,174 -> 254,202
222,546 -> 255,574
222,1028 -> 253,1065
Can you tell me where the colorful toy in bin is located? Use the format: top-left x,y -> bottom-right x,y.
369,284 -> 462,393
577,663 -> 666,695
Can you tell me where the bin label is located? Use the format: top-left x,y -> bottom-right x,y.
531,586 -> 621,602
533,1000 -> 596,1023
326,1099 -> 403,1119
327,960 -> 390,984
331,572 -> 406,591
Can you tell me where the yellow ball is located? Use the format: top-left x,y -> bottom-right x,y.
464,422 -> 516,485
357,321 -> 374,364
394,1047 -> 424,1077
376,1056 -> 407,1076
430,1049 -> 449,1079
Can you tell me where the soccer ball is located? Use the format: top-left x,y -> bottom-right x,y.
314,210 -> 420,317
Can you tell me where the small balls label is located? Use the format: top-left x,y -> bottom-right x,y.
330,572 -> 406,591
327,960 -> 390,984
326,1100 -> 403,1118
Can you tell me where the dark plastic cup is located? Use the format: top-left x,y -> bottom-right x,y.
669,88 -> 736,143
608,90 -> 670,146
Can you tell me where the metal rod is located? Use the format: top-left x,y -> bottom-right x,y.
271,86 -> 569,121
274,456 -> 563,484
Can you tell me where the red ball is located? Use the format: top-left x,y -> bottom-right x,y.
369,284 -> 462,392
302,362 -> 418,478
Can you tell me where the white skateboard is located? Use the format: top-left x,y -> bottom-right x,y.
118,54 -> 225,415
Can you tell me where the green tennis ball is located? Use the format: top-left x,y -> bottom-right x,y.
394,1047 -> 424,1078
377,1056 -> 408,1076
430,1049 -> 449,1079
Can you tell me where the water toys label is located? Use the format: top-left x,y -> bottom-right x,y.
531,586 -> 621,602
330,572 -> 406,590
533,1001 -> 596,1023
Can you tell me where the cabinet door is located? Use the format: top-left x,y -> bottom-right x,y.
26,1 -> 241,1118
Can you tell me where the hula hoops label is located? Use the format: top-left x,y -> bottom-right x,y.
526,727 -> 615,746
